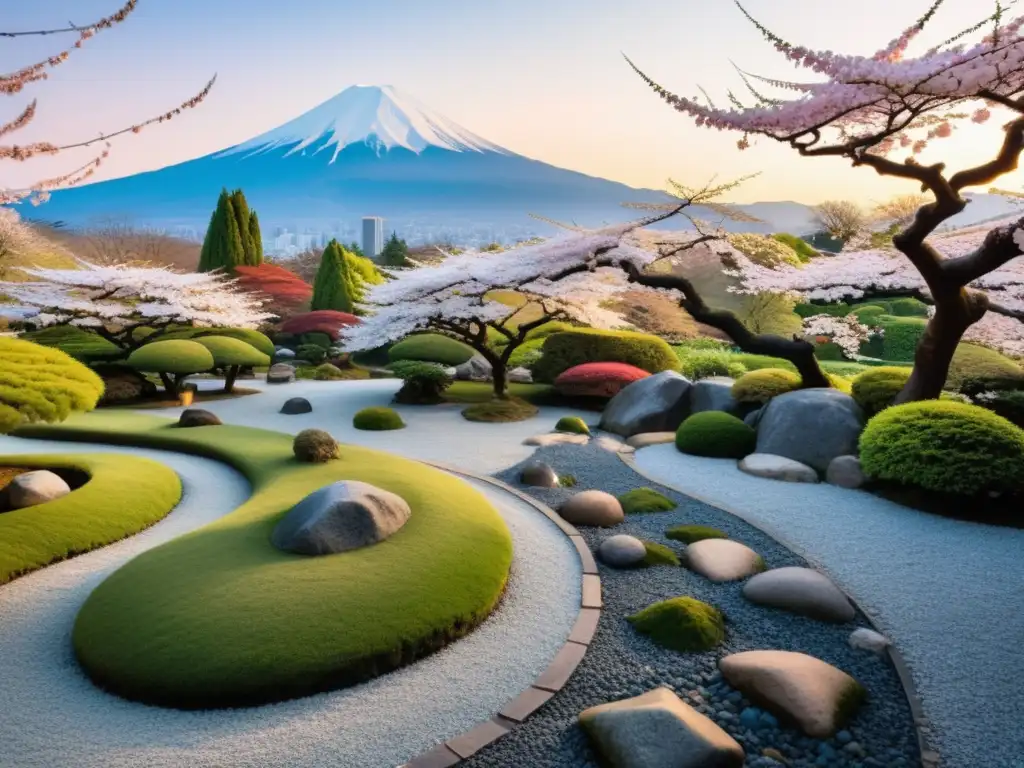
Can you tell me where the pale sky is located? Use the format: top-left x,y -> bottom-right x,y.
3,0 -> 1019,205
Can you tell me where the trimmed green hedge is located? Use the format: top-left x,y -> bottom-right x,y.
731,368 -> 801,405
192,336 -> 269,367
127,340 -> 215,375
533,328 -> 679,383
728,353 -> 799,374
19,325 -> 123,363
388,334 -> 474,366
142,327 -> 275,357
946,344 -> 1024,391
860,400 -> 1024,497
851,366 -> 912,415
677,350 -> 745,380
675,412 -> 756,459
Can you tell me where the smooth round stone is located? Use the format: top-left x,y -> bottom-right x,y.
522,433 -> 589,447
739,453 -> 819,483
597,535 -> 647,568
520,462 -> 559,488
280,397 -> 313,415
743,567 -> 855,623
559,490 -> 625,527
849,627 -> 891,655
826,455 -> 867,489
686,539 -> 763,582
178,408 -> 222,427
625,432 -> 676,449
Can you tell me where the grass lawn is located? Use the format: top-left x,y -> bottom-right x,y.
0,453 -> 182,585
15,412 -> 513,709
105,387 -> 262,410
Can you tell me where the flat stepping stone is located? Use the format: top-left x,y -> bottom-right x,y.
739,453 -> 818,483
626,431 -> 676,448
579,687 -> 745,768
523,433 -> 589,447
685,538 -> 764,582
559,490 -> 625,527
743,567 -> 855,623
597,534 -> 647,568
719,650 -> 866,738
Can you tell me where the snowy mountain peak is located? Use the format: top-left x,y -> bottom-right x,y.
218,84 -> 508,161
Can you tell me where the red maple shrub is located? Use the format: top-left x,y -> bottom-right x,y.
234,264 -> 312,315
278,310 -> 360,341
554,362 -> 651,398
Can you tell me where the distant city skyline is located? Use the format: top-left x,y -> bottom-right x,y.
6,1 -> 1019,208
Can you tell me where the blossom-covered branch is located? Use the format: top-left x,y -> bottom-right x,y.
802,314 -> 880,358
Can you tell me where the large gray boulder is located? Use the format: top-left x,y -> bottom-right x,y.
755,389 -> 865,473
689,377 -> 740,416
271,480 -> 411,556
454,354 -> 492,381
7,470 -> 71,510
598,370 -> 692,437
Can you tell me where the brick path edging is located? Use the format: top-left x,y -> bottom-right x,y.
618,451 -> 940,768
397,461 -> 602,768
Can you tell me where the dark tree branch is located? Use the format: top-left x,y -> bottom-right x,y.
949,116 -> 1024,191
941,214 -> 1024,285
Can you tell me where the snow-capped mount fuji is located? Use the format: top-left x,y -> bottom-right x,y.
220,85 -> 509,159
29,84 -> 821,247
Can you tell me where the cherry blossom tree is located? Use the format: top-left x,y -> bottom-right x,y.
0,261 -> 274,351
2,1 -> 215,206
626,0 -> 1024,401
0,207 -> 67,280
813,200 -> 868,241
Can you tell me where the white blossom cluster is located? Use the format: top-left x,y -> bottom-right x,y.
801,313 -> 879,357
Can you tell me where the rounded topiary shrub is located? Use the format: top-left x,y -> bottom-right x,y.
127,339 -> 215,375
555,416 -> 590,435
859,400 -> 1024,497
390,361 -> 454,405
626,596 -> 726,652
677,350 -> 734,380
851,366 -> 912,415
675,412 -> 756,459
554,362 -> 650,398
533,328 -> 679,383
388,334 -> 474,367
292,429 -> 339,463
731,368 -> 802,405
827,373 -> 852,394
352,407 -> 405,431
296,344 -> 327,365
946,343 -> 1024,391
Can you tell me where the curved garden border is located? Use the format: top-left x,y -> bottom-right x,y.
617,450 -> 939,768
400,461 -> 600,768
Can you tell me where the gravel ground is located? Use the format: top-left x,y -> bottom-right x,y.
142,378 -> 592,474
0,436 -> 579,768
634,444 -> 1024,768
462,441 -> 920,768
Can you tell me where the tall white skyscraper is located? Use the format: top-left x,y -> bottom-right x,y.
362,216 -> 385,258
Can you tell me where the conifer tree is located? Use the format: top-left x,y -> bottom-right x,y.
380,232 -> 409,267
230,189 -> 256,266
311,239 -> 352,312
198,189 -> 245,272
248,210 -> 264,265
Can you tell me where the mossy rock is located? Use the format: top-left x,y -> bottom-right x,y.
352,407 -> 405,431
627,596 -> 726,652
555,416 -> 590,435
641,540 -> 680,567
675,412 -> 756,459
665,525 -> 729,544
617,487 -> 675,514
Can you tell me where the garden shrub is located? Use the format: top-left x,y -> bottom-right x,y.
886,297 -> 930,317
665,525 -> 729,544
618,487 -> 675,514
296,363 -> 349,381
554,362 -> 650,398
91,363 -> 157,405
727,361 -> 748,379
771,232 -> 818,262
507,338 -> 545,371
19,325 -> 122,363
727,233 -> 802,267
820,360 -> 871,377
278,310 -> 360,341
872,315 -> 927,360
677,350 -> 734,380
813,341 -> 846,361
859,400 -> 1024,497
673,337 -> 732,352
851,366 -> 912,415
827,373 -> 852,394
794,302 -> 850,319
159,327 -> 275,357
728,353 -> 799,373
292,429 -> 339,463
301,331 -> 332,349
296,344 -> 327,365
532,328 -> 678,382
849,304 -> 887,324
127,340 -> 215,375
976,390 -> 1024,429
192,336 -> 270,369
461,397 -> 538,423
0,338 -> 105,433
675,412 -> 756,459
555,416 -> 590,435
945,344 -> 1024,391
392,362 -> 453,405
958,373 -> 1024,397
388,334 -> 474,366
731,368 -> 801,405
626,596 -> 726,652
352,407 -> 405,431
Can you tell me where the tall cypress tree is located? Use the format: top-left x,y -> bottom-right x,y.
380,232 -> 409,267
311,239 -> 352,312
248,209 -> 264,265
230,189 -> 256,266
198,189 -> 244,272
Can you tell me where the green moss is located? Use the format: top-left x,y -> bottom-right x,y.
626,596 -> 726,652
559,474 -> 578,488
851,366 -> 913,415
461,397 -> 539,423
532,328 -> 679,382
555,416 -> 590,435
127,340 -> 215,375
352,406 -> 405,431
860,400 -> 1024,497
728,353 -> 799,374
17,412 -> 513,709
677,350 -> 735,380
665,525 -> 729,544
834,680 -> 869,728
641,540 -> 680,567
731,368 -> 802,405
946,343 -> 1024,391
388,334 -> 474,366
618,487 -> 675,514
820,360 -> 871,377
771,233 -> 817,262
0,453 -> 181,585
295,363 -> 370,381
675,412 -> 756,459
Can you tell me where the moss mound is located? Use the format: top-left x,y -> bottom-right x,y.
352,407 -> 405,431
555,416 -> 590,435
388,334 -> 474,366
731,368 -> 802,405
946,343 -> 1024,391
665,525 -> 729,544
127,340 -> 215,375
293,429 -> 339,463
851,366 -> 912,416
189,335 -> 269,367
677,350 -> 737,380
461,398 -> 539,423
641,540 -> 680,567
860,400 -> 1024,497
627,596 -> 726,652
675,412 -> 756,459
618,487 -> 676,514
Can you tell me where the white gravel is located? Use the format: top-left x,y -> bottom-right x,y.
155,378 -> 592,474
633,444 -> 1024,768
0,435 -> 580,768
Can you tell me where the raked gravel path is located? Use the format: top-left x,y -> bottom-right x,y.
0,434 -> 579,768
633,443 -> 1024,768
